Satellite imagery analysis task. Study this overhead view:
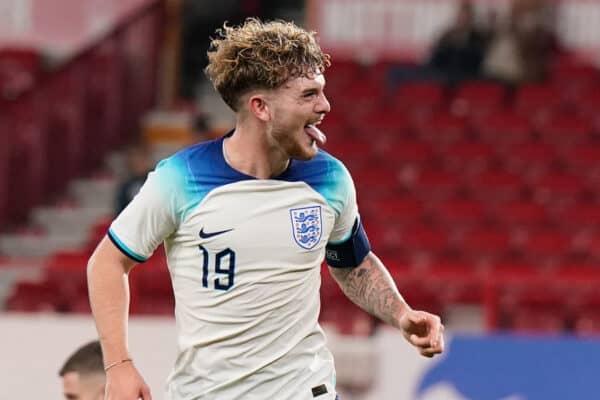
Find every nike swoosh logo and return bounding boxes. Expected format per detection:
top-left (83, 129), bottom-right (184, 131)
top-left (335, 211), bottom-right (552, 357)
top-left (199, 227), bottom-right (234, 239)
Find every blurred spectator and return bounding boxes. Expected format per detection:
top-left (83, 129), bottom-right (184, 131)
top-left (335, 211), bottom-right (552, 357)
top-left (115, 145), bottom-right (152, 215)
top-left (179, 1), bottom-right (306, 99)
top-left (180, 0), bottom-right (246, 99)
top-left (427, 1), bottom-right (489, 83)
top-left (59, 340), bottom-right (105, 400)
top-left (483, 0), bottom-right (559, 83)
top-left (190, 112), bottom-right (212, 143)
top-left (254, 0), bottom-right (305, 21)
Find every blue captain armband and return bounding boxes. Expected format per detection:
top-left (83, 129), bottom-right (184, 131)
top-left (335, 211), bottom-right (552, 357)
top-left (325, 218), bottom-right (371, 268)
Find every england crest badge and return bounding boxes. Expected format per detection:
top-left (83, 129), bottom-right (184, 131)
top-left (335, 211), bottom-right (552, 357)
top-left (290, 205), bottom-right (322, 250)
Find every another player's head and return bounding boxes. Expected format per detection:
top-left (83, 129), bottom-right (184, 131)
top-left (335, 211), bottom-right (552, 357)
top-left (59, 340), bottom-right (105, 400)
top-left (205, 18), bottom-right (331, 160)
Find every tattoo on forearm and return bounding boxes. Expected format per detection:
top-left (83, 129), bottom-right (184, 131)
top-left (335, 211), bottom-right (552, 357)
top-left (331, 254), bottom-right (405, 328)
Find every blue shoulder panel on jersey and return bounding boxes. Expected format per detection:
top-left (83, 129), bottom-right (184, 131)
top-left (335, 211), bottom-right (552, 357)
top-left (154, 133), bottom-right (354, 222)
top-left (155, 133), bottom-right (255, 222)
top-left (325, 218), bottom-right (371, 268)
top-left (108, 228), bottom-right (148, 263)
top-left (278, 150), bottom-right (352, 217)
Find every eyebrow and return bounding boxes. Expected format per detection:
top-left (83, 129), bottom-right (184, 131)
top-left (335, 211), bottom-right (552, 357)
top-left (302, 88), bottom-right (319, 95)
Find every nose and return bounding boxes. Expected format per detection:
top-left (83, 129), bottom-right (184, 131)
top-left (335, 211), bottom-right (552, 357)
top-left (316, 92), bottom-right (331, 114)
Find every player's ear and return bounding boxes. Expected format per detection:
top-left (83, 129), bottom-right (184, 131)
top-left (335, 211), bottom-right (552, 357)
top-left (248, 93), bottom-right (272, 122)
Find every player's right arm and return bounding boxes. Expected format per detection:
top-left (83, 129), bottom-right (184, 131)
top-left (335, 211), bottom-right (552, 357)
top-left (87, 156), bottom-right (183, 400)
top-left (88, 236), bottom-right (152, 400)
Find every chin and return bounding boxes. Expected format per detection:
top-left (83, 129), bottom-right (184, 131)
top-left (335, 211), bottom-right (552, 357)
top-left (277, 127), bottom-right (320, 160)
top-left (294, 142), bottom-right (319, 160)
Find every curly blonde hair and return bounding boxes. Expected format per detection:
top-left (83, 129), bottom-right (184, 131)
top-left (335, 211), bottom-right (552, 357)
top-left (205, 18), bottom-right (331, 111)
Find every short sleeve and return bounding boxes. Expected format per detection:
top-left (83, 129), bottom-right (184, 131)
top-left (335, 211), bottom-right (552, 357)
top-left (108, 158), bottom-right (182, 262)
top-left (327, 161), bottom-right (359, 244)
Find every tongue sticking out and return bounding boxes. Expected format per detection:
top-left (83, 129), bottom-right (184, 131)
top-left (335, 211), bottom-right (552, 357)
top-left (304, 124), bottom-right (327, 146)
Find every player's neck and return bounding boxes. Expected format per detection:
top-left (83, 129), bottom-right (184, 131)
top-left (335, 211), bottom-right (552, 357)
top-left (224, 125), bottom-right (290, 179)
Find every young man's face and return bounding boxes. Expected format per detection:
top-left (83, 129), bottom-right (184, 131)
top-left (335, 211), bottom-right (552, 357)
top-left (267, 73), bottom-right (331, 160)
top-left (62, 371), bottom-right (104, 400)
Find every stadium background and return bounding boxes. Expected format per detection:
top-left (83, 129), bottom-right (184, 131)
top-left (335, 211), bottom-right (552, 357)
top-left (1, 0), bottom-right (600, 398)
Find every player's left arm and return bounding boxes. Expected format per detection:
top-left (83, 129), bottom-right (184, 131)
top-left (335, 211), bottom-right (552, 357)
top-left (325, 158), bottom-right (443, 356)
top-left (328, 251), bottom-right (445, 357)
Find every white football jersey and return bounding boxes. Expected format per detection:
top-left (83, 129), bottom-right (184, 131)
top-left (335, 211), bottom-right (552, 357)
top-left (109, 133), bottom-right (359, 399)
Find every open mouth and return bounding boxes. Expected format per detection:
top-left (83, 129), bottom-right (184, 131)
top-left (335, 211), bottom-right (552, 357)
top-left (304, 122), bottom-right (327, 146)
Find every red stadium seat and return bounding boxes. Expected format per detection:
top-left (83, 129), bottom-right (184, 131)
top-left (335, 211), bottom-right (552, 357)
top-left (393, 278), bottom-right (444, 317)
top-left (514, 84), bottom-right (563, 125)
top-left (531, 172), bottom-right (584, 208)
top-left (393, 82), bottom-right (445, 122)
top-left (427, 258), bottom-right (484, 304)
top-left (581, 231), bottom-right (600, 261)
top-left (550, 57), bottom-right (599, 98)
top-left (571, 286), bottom-right (600, 335)
top-left (560, 204), bottom-right (600, 232)
top-left (383, 258), bottom-right (413, 277)
top-left (320, 260), bottom-right (379, 336)
top-left (554, 262), bottom-right (600, 284)
top-left (83, 46), bottom-right (124, 166)
top-left (503, 142), bottom-right (557, 180)
top-left (328, 139), bottom-right (371, 161)
top-left (44, 67), bottom-right (87, 193)
top-left (319, 111), bottom-right (351, 141)
top-left (399, 224), bottom-right (452, 259)
top-left (0, 47), bottom-right (43, 79)
top-left (517, 229), bottom-right (572, 265)
top-left (410, 168), bottom-right (463, 201)
top-left (0, 47), bottom-right (43, 98)
top-left (134, 295), bottom-right (175, 316)
top-left (361, 221), bottom-right (403, 258)
top-left (325, 138), bottom-right (372, 171)
top-left (5, 281), bottom-right (57, 312)
top-left (375, 138), bottom-right (435, 170)
top-left (365, 60), bottom-right (395, 85)
top-left (325, 59), bottom-right (363, 97)
top-left (353, 166), bottom-right (401, 199)
top-left (0, 112), bottom-right (13, 227)
top-left (69, 294), bottom-right (93, 314)
top-left (320, 296), bottom-right (377, 336)
top-left (0, 68), bottom-right (35, 99)
top-left (498, 282), bottom-right (567, 333)
top-left (488, 259), bottom-right (542, 284)
top-left (87, 217), bottom-right (113, 251)
top-left (340, 81), bottom-right (386, 118)
top-left (444, 141), bottom-right (495, 175)
top-left (492, 200), bottom-right (548, 229)
top-left (476, 111), bottom-right (533, 148)
top-left (130, 252), bottom-right (172, 315)
top-left (469, 169), bottom-right (524, 204)
top-left (573, 311), bottom-right (600, 336)
top-left (451, 80), bottom-right (506, 120)
top-left (414, 112), bottom-right (468, 146)
top-left (44, 250), bottom-right (92, 311)
top-left (133, 256), bottom-right (172, 296)
top-left (573, 87), bottom-right (600, 121)
top-left (366, 197), bottom-right (425, 226)
top-left (563, 145), bottom-right (600, 185)
top-left (537, 114), bottom-right (592, 147)
top-left (430, 197), bottom-right (486, 227)
top-left (510, 308), bottom-right (566, 333)
top-left (320, 262), bottom-right (342, 304)
top-left (5, 96), bottom-right (48, 225)
top-left (460, 226), bottom-right (512, 263)
top-left (355, 110), bottom-right (412, 141)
